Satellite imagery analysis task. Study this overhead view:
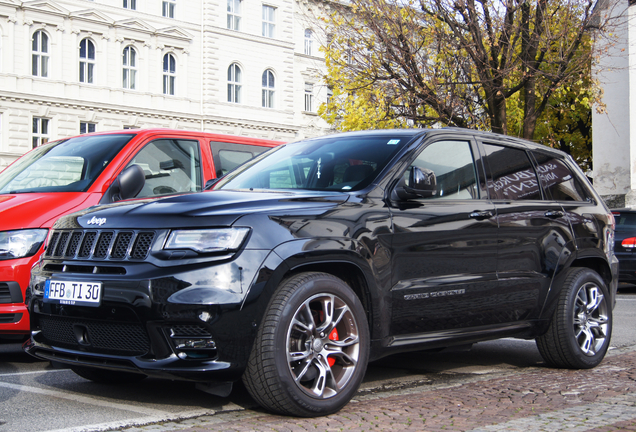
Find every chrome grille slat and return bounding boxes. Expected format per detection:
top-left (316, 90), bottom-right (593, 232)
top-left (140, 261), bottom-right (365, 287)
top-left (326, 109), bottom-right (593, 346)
top-left (46, 229), bottom-right (155, 261)
top-left (54, 232), bottom-right (70, 257)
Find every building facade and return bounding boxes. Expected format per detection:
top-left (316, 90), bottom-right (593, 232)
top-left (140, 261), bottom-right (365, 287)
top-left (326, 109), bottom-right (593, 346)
top-left (592, 0), bottom-right (635, 207)
top-left (0, 0), bottom-right (332, 169)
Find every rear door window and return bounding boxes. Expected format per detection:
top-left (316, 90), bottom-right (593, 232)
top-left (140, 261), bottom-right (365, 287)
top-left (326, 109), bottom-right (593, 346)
top-left (481, 144), bottom-right (542, 200)
top-left (126, 139), bottom-right (202, 198)
top-left (210, 142), bottom-right (272, 177)
top-left (218, 150), bottom-right (255, 176)
top-left (614, 212), bottom-right (636, 229)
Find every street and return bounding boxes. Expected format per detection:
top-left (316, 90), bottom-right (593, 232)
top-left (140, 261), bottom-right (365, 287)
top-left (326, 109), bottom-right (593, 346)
top-left (2, 288), bottom-right (636, 432)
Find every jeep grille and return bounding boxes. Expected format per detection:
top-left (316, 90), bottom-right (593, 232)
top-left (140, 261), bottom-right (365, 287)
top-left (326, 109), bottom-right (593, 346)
top-left (45, 230), bottom-right (156, 261)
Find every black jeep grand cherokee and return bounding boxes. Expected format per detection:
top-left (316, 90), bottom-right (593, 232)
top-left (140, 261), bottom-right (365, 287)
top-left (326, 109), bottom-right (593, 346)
top-left (24, 128), bottom-right (618, 417)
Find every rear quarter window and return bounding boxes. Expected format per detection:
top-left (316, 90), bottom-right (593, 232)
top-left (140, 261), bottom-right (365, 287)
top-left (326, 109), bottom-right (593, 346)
top-left (531, 151), bottom-right (591, 202)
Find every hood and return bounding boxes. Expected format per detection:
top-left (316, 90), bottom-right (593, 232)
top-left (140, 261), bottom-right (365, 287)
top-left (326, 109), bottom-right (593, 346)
top-left (0, 193), bottom-right (93, 230)
top-left (60, 190), bottom-right (350, 230)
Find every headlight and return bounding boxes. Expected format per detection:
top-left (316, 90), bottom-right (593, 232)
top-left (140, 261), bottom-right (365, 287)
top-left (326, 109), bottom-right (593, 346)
top-left (0, 229), bottom-right (48, 260)
top-left (164, 228), bottom-right (250, 253)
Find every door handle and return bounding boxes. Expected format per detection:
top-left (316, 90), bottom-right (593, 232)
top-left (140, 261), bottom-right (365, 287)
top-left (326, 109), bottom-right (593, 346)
top-left (469, 210), bottom-right (494, 220)
top-left (545, 210), bottom-right (565, 219)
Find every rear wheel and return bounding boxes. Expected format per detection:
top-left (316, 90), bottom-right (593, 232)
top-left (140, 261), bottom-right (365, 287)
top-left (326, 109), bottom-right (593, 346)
top-left (536, 267), bottom-right (612, 369)
top-left (71, 366), bottom-right (147, 384)
top-left (243, 272), bottom-right (369, 417)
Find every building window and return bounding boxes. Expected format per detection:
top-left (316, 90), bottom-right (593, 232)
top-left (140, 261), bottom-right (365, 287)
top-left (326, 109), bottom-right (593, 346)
top-left (304, 82), bottom-right (314, 112)
top-left (79, 39), bottom-right (95, 84)
top-left (163, 0), bottom-right (176, 18)
top-left (327, 87), bottom-right (333, 105)
top-left (123, 0), bottom-right (136, 10)
top-left (80, 122), bottom-right (96, 134)
top-left (262, 69), bottom-right (275, 108)
top-left (262, 5), bottom-right (275, 38)
top-left (122, 46), bottom-right (137, 90)
top-left (32, 117), bottom-right (49, 148)
top-left (32, 31), bottom-right (49, 77)
top-left (227, 63), bottom-right (242, 103)
top-left (304, 29), bottom-right (313, 56)
top-left (227, 0), bottom-right (241, 31)
top-left (163, 53), bottom-right (176, 95)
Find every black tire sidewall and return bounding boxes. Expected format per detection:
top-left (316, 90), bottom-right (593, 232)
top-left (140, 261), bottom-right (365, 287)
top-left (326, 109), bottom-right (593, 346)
top-left (560, 269), bottom-right (612, 368)
top-left (272, 274), bottom-right (370, 416)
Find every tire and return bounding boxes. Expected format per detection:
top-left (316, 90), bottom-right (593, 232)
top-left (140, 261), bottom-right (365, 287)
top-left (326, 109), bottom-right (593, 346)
top-left (536, 267), bottom-right (612, 369)
top-left (71, 366), bottom-right (147, 384)
top-left (242, 272), bottom-right (370, 417)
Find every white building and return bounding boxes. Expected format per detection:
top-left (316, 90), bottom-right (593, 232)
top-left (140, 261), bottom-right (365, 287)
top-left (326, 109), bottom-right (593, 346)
top-left (592, 0), bottom-right (635, 207)
top-left (0, 0), bottom-right (332, 169)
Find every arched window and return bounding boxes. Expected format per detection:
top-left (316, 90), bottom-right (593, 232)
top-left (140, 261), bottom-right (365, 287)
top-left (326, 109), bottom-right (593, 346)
top-left (304, 29), bottom-right (313, 56)
top-left (227, 63), bottom-right (242, 103)
top-left (122, 46), bottom-right (137, 90)
top-left (32, 30), bottom-right (49, 77)
top-left (163, 53), bottom-right (176, 95)
top-left (262, 69), bottom-right (275, 108)
top-left (79, 38), bottom-right (95, 83)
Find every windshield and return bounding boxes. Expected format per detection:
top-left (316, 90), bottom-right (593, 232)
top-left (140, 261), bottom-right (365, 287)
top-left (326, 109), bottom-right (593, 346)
top-left (0, 134), bottom-right (134, 194)
top-left (215, 134), bottom-right (413, 192)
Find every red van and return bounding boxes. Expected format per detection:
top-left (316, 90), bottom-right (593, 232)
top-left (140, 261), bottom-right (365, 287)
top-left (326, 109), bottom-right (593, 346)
top-left (0, 129), bottom-right (282, 337)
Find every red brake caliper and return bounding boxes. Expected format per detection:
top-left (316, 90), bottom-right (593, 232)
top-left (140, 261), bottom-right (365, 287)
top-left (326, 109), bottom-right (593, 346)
top-left (328, 327), bottom-right (339, 367)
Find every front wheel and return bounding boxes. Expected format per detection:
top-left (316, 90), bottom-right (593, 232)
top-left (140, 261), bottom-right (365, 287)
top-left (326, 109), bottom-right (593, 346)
top-left (243, 272), bottom-right (370, 417)
top-left (536, 267), bottom-right (612, 369)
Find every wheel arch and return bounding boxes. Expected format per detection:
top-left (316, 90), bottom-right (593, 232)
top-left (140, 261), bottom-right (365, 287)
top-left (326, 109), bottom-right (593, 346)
top-left (246, 241), bottom-right (382, 343)
top-left (284, 260), bottom-right (374, 330)
top-left (540, 253), bottom-right (614, 325)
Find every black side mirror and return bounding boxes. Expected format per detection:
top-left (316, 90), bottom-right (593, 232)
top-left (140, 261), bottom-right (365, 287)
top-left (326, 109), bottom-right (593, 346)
top-left (393, 166), bottom-right (437, 201)
top-left (108, 164), bottom-right (145, 203)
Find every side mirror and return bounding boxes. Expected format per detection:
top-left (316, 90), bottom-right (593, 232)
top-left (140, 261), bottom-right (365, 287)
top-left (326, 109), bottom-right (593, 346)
top-left (109, 164), bottom-right (145, 202)
top-left (393, 166), bottom-right (437, 201)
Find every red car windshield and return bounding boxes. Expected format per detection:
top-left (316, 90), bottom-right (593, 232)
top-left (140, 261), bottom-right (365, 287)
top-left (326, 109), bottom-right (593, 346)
top-left (0, 134), bottom-right (134, 194)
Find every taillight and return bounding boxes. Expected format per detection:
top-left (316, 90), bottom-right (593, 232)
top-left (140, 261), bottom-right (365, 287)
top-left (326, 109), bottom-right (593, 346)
top-left (622, 237), bottom-right (636, 248)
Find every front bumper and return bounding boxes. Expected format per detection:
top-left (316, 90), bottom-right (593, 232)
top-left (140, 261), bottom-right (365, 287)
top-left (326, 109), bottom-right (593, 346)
top-left (0, 254), bottom-right (41, 334)
top-left (24, 249), bottom-right (271, 382)
top-left (23, 335), bottom-right (244, 382)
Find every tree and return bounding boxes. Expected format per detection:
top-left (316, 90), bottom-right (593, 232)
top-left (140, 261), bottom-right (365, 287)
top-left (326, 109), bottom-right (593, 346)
top-left (318, 0), bottom-right (620, 142)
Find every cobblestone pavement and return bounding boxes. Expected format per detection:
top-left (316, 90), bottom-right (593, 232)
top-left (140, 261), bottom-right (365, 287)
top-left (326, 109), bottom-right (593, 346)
top-left (114, 347), bottom-right (636, 432)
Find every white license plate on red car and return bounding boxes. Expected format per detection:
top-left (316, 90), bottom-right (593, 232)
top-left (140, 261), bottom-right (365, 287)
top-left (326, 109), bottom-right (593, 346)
top-left (44, 280), bottom-right (102, 307)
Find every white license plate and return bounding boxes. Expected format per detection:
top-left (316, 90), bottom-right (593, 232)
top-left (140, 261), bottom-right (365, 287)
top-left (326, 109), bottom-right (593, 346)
top-left (44, 280), bottom-right (102, 307)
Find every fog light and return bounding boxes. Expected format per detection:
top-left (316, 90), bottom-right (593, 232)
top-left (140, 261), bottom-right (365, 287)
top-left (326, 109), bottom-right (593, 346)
top-left (172, 338), bottom-right (216, 350)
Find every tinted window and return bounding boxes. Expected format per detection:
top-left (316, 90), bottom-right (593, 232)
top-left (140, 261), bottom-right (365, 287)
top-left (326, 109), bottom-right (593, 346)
top-left (0, 134), bottom-right (134, 193)
top-left (613, 212), bottom-right (636, 229)
top-left (531, 151), bottom-right (589, 202)
top-left (408, 140), bottom-right (478, 199)
top-left (209, 141), bottom-right (272, 177)
top-left (127, 139), bottom-right (201, 198)
top-left (482, 144), bottom-right (541, 200)
top-left (218, 149), bottom-right (254, 176)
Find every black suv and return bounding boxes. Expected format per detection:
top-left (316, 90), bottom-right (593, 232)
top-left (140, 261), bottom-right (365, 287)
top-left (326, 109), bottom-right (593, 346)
top-left (24, 129), bottom-right (618, 417)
